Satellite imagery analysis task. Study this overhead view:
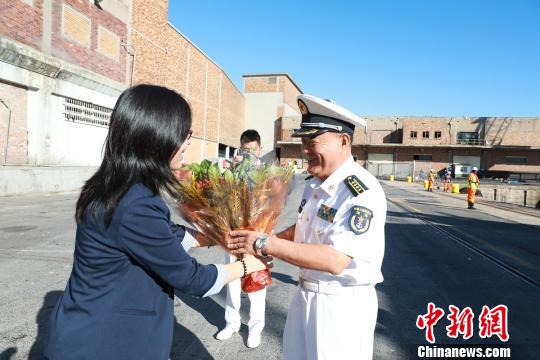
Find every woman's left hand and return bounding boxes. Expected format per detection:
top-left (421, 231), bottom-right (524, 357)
top-left (227, 230), bottom-right (262, 255)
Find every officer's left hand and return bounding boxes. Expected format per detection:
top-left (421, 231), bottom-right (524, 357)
top-left (227, 230), bottom-right (262, 255)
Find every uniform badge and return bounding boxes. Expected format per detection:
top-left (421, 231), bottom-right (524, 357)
top-left (298, 199), bottom-right (306, 214)
top-left (344, 175), bottom-right (369, 197)
top-left (349, 206), bottom-right (373, 235)
top-left (317, 204), bottom-right (337, 223)
top-left (297, 128), bottom-right (318, 135)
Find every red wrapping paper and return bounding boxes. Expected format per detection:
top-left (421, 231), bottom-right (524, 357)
top-left (241, 268), bottom-right (272, 293)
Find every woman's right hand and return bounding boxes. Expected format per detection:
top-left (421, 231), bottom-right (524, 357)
top-left (243, 254), bottom-right (273, 274)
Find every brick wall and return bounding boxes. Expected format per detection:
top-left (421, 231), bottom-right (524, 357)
top-left (402, 118), bottom-right (450, 145)
top-left (51, 0), bottom-right (127, 84)
top-left (485, 118), bottom-right (540, 146)
top-left (244, 76), bottom-right (279, 93)
top-left (219, 79), bottom-right (244, 148)
top-left (485, 149), bottom-right (540, 172)
top-left (0, 0), bottom-right (43, 51)
top-left (279, 143), bottom-right (302, 166)
top-left (0, 80), bottom-right (28, 165)
top-left (279, 75), bottom-right (302, 112)
top-left (131, 0), bottom-right (245, 160)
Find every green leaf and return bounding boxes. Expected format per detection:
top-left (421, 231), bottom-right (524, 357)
top-left (190, 163), bottom-right (201, 178)
top-left (208, 164), bottom-right (220, 182)
top-left (223, 169), bottom-right (234, 184)
top-left (201, 159), bottom-right (212, 170)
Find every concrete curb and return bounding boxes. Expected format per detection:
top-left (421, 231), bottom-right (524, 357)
top-left (0, 166), bottom-right (96, 196)
top-left (381, 180), bottom-right (540, 219)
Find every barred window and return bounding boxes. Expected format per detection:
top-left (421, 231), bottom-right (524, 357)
top-left (410, 131), bottom-right (417, 138)
top-left (63, 96), bottom-right (112, 127)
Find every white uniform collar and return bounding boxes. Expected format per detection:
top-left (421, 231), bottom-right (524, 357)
top-left (317, 156), bottom-right (355, 196)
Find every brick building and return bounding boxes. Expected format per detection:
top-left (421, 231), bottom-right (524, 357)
top-left (243, 73), bottom-right (302, 161)
top-left (0, 0), bottom-right (129, 169)
top-left (130, 0), bottom-right (245, 163)
top-left (277, 112), bottom-right (540, 181)
top-left (261, 76), bottom-right (540, 181)
top-left (0, 0), bottom-right (246, 194)
top-left (1, 1), bottom-right (538, 195)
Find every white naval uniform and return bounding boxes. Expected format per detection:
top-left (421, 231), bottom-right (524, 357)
top-left (223, 253), bottom-right (266, 334)
top-left (283, 157), bottom-right (386, 360)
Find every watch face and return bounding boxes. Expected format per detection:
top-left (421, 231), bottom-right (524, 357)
top-left (256, 236), bottom-right (266, 250)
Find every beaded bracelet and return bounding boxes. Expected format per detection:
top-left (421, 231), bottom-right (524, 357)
top-left (239, 259), bottom-right (248, 278)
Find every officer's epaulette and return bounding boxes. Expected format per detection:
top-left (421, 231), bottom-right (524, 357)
top-left (305, 175), bottom-right (314, 181)
top-left (344, 175), bottom-right (368, 196)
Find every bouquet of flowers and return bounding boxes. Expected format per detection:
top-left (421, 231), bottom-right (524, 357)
top-left (176, 157), bottom-right (294, 292)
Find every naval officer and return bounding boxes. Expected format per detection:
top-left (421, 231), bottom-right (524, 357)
top-left (227, 94), bottom-right (387, 359)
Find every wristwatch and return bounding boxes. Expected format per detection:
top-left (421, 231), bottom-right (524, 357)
top-left (254, 234), bottom-right (269, 256)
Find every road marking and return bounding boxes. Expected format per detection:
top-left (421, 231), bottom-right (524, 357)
top-left (0, 248), bottom-right (73, 254)
top-left (389, 198), bottom-right (540, 290)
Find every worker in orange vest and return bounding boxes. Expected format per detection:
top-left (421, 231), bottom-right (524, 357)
top-left (427, 169), bottom-right (435, 192)
top-left (467, 167), bottom-right (480, 209)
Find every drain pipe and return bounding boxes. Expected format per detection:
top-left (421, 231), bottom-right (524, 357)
top-left (1, 99), bottom-right (12, 165)
top-left (121, 42), bottom-right (136, 86)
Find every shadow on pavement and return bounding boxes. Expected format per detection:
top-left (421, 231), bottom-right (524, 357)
top-left (28, 290), bottom-right (63, 359)
top-left (170, 315), bottom-right (213, 360)
top-left (174, 291), bottom-right (226, 332)
top-left (0, 347), bottom-right (17, 360)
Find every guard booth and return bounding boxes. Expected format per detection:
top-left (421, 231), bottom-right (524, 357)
top-left (453, 156), bottom-right (481, 178)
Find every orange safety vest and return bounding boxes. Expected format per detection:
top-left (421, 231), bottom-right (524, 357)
top-left (468, 173), bottom-right (479, 190)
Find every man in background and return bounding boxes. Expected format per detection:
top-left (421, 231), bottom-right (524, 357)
top-left (216, 129), bottom-right (267, 348)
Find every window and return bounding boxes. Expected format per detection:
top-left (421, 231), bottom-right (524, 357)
top-left (268, 77), bottom-right (277, 84)
top-left (505, 156), bottom-right (527, 164)
top-left (228, 147), bottom-right (236, 158)
top-left (413, 154), bottom-right (433, 161)
top-left (422, 131), bottom-right (430, 139)
top-left (218, 143), bottom-right (228, 158)
top-left (457, 132), bottom-right (479, 145)
top-left (410, 131), bottom-right (417, 139)
top-left (63, 96), bottom-right (112, 127)
top-left (435, 131), bottom-right (441, 139)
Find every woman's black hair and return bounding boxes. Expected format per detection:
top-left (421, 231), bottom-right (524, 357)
top-left (75, 84), bottom-right (192, 226)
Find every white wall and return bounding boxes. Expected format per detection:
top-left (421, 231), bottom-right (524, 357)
top-left (0, 61), bottom-right (117, 166)
top-left (244, 92), bottom-right (283, 157)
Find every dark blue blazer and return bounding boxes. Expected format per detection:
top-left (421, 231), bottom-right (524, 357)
top-left (44, 183), bottom-right (218, 360)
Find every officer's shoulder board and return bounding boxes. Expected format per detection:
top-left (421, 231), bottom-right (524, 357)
top-left (344, 175), bottom-right (368, 196)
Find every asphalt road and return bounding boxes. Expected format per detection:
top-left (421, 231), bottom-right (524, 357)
top-left (1, 178), bottom-right (539, 359)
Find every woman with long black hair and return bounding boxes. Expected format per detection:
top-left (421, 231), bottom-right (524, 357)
top-left (44, 84), bottom-right (270, 359)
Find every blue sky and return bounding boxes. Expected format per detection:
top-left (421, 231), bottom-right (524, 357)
top-left (169, 1), bottom-right (540, 116)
